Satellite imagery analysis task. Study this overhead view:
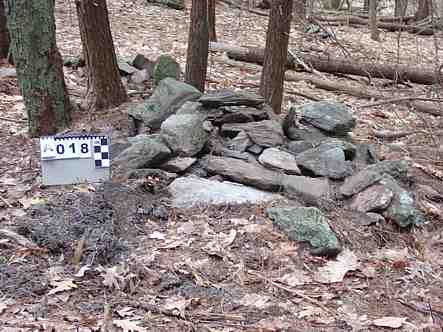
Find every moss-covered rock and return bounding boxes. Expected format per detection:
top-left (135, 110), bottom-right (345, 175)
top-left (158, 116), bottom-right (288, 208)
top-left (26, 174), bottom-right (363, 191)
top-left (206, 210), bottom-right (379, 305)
top-left (153, 55), bottom-right (181, 85)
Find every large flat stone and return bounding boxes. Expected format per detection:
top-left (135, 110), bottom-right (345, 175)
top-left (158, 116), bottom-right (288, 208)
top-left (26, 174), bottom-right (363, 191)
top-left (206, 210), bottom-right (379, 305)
top-left (350, 185), bottom-right (394, 213)
top-left (258, 148), bottom-right (301, 175)
top-left (199, 89), bottom-right (264, 108)
top-left (203, 156), bottom-right (283, 191)
top-left (169, 176), bottom-right (281, 208)
top-left (282, 176), bottom-right (330, 205)
top-left (221, 120), bottom-right (285, 147)
top-left (160, 157), bottom-right (197, 173)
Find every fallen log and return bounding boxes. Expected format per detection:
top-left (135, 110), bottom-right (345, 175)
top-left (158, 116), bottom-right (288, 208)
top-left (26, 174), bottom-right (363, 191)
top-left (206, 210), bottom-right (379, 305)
top-left (310, 15), bottom-right (435, 35)
top-left (213, 53), bottom-right (443, 116)
top-left (209, 42), bottom-right (441, 85)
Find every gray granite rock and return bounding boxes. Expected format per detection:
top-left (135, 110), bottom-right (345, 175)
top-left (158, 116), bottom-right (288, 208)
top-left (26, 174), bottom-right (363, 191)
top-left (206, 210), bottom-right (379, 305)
top-left (118, 60), bottom-right (137, 76)
top-left (285, 141), bottom-right (315, 156)
top-left (199, 89), bottom-right (264, 108)
top-left (169, 176), bottom-right (280, 208)
top-left (160, 114), bottom-right (210, 157)
top-left (258, 148), bottom-right (301, 175)
top-left (160, 157), bottom-right (197, 173)
top-left (203, 156), bottom-right (283, 191)
top-left (282, 176), bottom-right (330, 206)
top-left (128, 78), bottom-right (202, 130)
top-left (350, 185), bottom-right (394, 212)
top-left (221, 120), bottom-right (285, 147)
top-left (227, 131), bottom-right (253, 152)
top-left (114, 135), bottom-right (171, 169)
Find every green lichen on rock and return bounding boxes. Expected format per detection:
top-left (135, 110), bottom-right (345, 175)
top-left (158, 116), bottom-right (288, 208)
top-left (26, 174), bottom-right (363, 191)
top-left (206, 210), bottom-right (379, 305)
top-left (153, 55), bottom-right (181, 85)
top-left (266, 206), bottom-right (341, 256)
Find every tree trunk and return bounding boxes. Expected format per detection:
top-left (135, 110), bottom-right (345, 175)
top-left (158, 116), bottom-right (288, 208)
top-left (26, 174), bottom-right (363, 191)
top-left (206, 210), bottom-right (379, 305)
top-left (369, 0), bottom-right (379, 41)
top-left (293, 0), bottom-right (306, 24)
top-left (363, 0), bottom-right (369, 13)
top-left (260, 0), bottom-right (293, 114)
top-left (7, 0), bottom-right (70, 137)
top-left (415, 0), bottom-right (431, 20)
top-left (0, 0), bottom-right (9, 59)
top-left (185, 0), bottom-right (209, 92)
top-left (76, 0), bottom-right (127, 111)
top-left (209, 42), bottom-right (441, 85)
top-left (394, 0), bottom-right (408, 17)
top-left (208, 0), bottom-right (217, 42)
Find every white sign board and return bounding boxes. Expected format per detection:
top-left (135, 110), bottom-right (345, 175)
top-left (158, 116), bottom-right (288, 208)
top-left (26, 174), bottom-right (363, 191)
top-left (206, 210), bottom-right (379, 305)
top-left (40, 134), bottom-right (111, 185)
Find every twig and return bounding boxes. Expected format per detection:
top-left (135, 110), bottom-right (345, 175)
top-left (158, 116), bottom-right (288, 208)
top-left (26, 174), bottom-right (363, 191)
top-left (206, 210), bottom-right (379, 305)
top-left (0, 116), bottom-right (26, 124)
top-left (0, 195), bottom-right (13, 208)
top-left (360, 97), bottom-right (443, 108)
top-left (0, 228), bottom-right (37, 248)
top-left (372, 129), bottom-right (421, 139)
top-left (247, 270), bottom-right (336, 316)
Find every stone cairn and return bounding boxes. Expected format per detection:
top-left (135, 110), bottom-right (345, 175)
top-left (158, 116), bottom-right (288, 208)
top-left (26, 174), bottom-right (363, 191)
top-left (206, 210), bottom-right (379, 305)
top-left (111, 77), bottom-right (425, 257)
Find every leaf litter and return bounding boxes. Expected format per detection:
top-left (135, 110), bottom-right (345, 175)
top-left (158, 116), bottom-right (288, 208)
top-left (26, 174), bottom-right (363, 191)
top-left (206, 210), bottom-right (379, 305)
top-left (0, 0), bottom-right (443, 330)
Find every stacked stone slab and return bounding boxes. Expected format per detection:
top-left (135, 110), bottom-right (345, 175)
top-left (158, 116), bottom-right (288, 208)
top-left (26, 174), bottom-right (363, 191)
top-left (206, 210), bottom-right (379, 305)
top-left (113, 78), bottom-right (425, 256)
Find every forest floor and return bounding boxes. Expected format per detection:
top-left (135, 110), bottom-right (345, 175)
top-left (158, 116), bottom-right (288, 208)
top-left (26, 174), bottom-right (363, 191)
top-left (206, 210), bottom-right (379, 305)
top-left (0, 0), bottom-right (443, 331)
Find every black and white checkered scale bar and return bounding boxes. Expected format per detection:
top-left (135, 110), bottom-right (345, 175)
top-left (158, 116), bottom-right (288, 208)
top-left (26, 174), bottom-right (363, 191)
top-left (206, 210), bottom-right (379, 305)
top-left (92, 137), bottom-right (110, 168)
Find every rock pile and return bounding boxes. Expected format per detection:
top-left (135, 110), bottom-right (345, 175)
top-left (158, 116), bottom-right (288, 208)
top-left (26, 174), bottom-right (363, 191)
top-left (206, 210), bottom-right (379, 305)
top-left (112, 78), bottom-right (425, 256)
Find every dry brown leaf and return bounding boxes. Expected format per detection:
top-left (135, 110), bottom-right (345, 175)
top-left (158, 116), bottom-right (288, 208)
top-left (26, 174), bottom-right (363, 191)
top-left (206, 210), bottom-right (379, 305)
top-left (0, 301), bottom-right (8, 314)
top-left (315, 248), bottom-right (359, 283)
top-left (372, 316), bottom-right (407, 328)
top-left (113, 319), bottom-right (147, 332)
top-left (277, 270), bottom-right (312, 286)
top-left (298, 306), bottom-right (323, 318)
top-left (148, 231), bottom-right (166, 240)
top-left (48, 279), bottom-right (77, 295)
top-left (238, 293), bottom-right (270, 308)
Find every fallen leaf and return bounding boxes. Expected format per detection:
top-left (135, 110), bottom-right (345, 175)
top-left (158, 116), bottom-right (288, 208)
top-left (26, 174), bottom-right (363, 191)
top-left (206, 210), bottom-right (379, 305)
top-left (116, 307), bottom-right (136, 318)
top-left (375, 248), bottom-right (409, 262)
top-left (315, 248), bottom-right (359, 283)
top-left (238, 293), bottom-right (270, 308)
top-left (0, 301), bottom-right (8, 314)
top-left (298, 306), bottom-right (323, 318)
top-left (372, 316), bottom-right (407, 328)
top-left (48, 279), bottom-right (77, 295)
top-left (74, 265), bottom-right (91, 278)
top-left (149, 231), bottom-right (166, 240)
top-left (113, 319), bottom-right (147, 332)
top-left (277, 270), bottom-right (312, 286)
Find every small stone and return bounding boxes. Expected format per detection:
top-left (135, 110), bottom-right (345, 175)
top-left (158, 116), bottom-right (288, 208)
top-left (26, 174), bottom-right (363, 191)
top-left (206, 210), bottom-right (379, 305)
top-left (285, 141), bottom-right (315, 156)
top-left (227, 131), bottom-right (253, 152)
top-left (131, 69), bottom-right (150, 84)
top-left (118, 60), bottom-right (137, 76)
top-left (221, 120), bottom-right (285, 147)
top-left (365, 212), bottom-right (385, 225)
top-left (153, 55), bottom-right (181, 85)
top-left (247, 144), bottom-right (264, 155)
top-left (300, 102), bottom-right (356, 135)
top-left (258, 148), bottom-right (301, 175)
top-left (296, 143), bottom-right (352, 180)
top-left (282, 175), bottom-right (330, 206)
top-left (350, 185), bottom-right (394, 212)
top-left (132, 54), bottom-right (155, 73)
top-left (160, 157), bottom-right (197, 173)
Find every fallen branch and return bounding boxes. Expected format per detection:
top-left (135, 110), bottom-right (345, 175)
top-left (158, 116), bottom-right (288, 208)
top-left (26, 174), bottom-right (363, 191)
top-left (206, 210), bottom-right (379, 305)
top-left (0, 229), bottom-right (37, 248)
top-left (210, 41), bottom-right (442, 85)
top-left (360, 97), bottom-right (443, 108)
top-left (218, 0), bottom-right (268, 16)
top-left (248, 270), bottom-right (336, 317)
top-left (311, 15), bottom-right (435, 35)
top-left (215, 54), bottom-right (443, 116)
top-left (372, 129), bottom-right (420, 139)
top-left (0, 116), bottom-right (26, 124)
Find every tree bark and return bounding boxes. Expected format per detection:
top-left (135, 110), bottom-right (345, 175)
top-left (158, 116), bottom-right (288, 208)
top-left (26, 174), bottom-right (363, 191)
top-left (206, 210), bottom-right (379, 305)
top-left (394, 0), bottom-right (408, 17)
top-left (208, 0), bottom-right (217, 42)
top-left (415, 0), bottom-right (431, 20)
top-left (369, 0), bottom-right (380, 40)
top-left (7, 0), bottom-right (70, 137)
top-left (209, 42), bottom-right (442, 85)
top-left (293, 0), bottom-right (306, 24)
top-left (0, 0), bottom-right (9, 59)
top-left (185, 0), bottom-right (209, 92)
top-left (260, 0), bottom-right (293, 114)
top-left (76, 0), bottom-right (127, 111)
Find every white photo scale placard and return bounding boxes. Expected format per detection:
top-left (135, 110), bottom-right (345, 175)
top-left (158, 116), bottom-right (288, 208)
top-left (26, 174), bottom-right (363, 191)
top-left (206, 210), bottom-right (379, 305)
top-left (40, 134), bottom-right (111, 185)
